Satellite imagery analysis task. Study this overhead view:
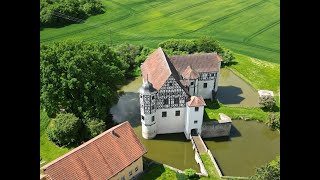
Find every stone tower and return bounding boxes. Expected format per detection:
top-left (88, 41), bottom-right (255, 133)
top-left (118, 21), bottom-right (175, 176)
top-left (139, 80), bottom-right (157, 139)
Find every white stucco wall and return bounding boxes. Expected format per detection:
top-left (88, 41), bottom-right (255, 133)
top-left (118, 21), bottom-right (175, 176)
top-left (197, 80), bottom-right (215, 99)
top-left (156, 107), bottom-right (186, 134)
top-left (185, 106), bottom-right (204, 137)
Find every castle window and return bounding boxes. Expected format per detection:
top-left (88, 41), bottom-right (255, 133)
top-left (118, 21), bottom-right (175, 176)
top-left (152, 96), bottom-right (155, 100)
top-left (211, 73), bottom-right (215, 77)
top-left (162, 112), bottom-right (167, 117)
top-left (152, 116), bottom-right (155, 122)
top-left (129, 170), bottom-right (133, 176)
top-left (194, 120), bottom-right (198, 124)
top-left (195, 107), bottom-right (199, 111)
top-left (191, 82), bottom-right (194, 86)
top-left (164, 98), bottom-right (169, 105)
top-left (169, 83), bottom-right (173, 86)
top-left (152, 105), bottom-right (155, 110)
top-left (135, 166), bottom-right (138, 172)
top-left (141, 115), bottom-right (144, 120)
top-left (174, 98), bottom-right (179, 104)
top-left (140, 95), bottom-right (143, 98)
top-left (203, 83), bottom-right (207, 88)
top-left (176, 110), bottom-right (180, 116)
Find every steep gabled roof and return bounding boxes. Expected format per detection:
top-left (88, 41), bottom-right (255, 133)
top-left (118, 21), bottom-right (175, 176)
top-left (187, 96), bottom-right (206, 107)
top-left (181, 65), bottom-right (199, 80)
top-left (141, 47), bottom-right (189, 95)
top-left (41, 121), bottom-right (147, 180)
top-left (170, 52), bottom-right (222, 74)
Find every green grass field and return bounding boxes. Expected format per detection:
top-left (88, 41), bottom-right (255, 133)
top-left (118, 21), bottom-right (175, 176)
top-left (228, 53), bottom-right (280, 93)
top-left (40, 0), bottom-right (280, 63)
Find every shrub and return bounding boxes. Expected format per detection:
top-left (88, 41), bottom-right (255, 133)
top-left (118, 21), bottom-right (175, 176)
top-left (46, 113), bottom-right (82, 146)
top-left (259, 96), bottom-right (276, 111)
top-left (249, 156), bottom-right (280, 180)
top-left (184, 168), bottom-right (198, 179)
top-left (267, 113), bottom-right (280, 130)
top-left (159, 39), bottom-right (197, 53)
top-left (84, 118), bottom-right (107, 139)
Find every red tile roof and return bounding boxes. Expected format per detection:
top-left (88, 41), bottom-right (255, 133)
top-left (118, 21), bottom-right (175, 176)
top-left (41, 121), bottom-right (147, 180)
top-left (181, 65), bottom-right (199, 80)
top-left (187, 96), bottom-right (206, 107)
top-left (141, 47), bottom-right (189, 95)
top-left (170, 52), bottom-right (222, 74)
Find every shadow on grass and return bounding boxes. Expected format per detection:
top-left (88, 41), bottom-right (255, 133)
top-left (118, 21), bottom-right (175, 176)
top-left (221, 61), bottom-right (238, 68)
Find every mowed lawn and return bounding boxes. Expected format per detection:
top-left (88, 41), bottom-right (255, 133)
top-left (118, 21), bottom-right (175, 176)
top-left (228, 53), bottom-right (280, 93)
top-left (40, 109), bottom-right (72, 168)
top-left (40, 0), bottom-right (280, 63)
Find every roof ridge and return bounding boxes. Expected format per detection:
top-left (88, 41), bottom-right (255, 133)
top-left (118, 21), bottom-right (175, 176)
top-left (41, 121), bottom-right (129, 170)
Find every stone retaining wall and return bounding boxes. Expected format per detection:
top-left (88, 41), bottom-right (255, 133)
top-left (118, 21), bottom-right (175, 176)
top-left (201, 121), bottom-right (232, 138)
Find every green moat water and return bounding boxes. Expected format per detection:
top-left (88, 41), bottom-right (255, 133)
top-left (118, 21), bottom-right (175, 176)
top-left (110, 71), bottom-right (280, 176)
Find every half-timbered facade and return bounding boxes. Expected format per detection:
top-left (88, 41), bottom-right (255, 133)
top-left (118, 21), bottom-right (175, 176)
top-left (139, 47), bottom-right (222, 139)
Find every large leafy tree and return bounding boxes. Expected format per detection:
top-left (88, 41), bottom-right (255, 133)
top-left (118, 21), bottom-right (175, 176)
top-left (40, 40), bottom-right (125, 120)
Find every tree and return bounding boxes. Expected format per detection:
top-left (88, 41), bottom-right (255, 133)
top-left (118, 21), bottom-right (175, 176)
top-left (114, 43), bottom-right (141, 72)
top-left (195, 36), bottom-right (223, 54)
top-left (249, 156), bottom-right (280, 180)
top-left (220, 48), bottom-right (235, 65)
top-left (40, 0), bottom-right (104, 28)
top-left (46, 113), bottom-right (82, 146)
top-left (40, 40), bottom-right (125, 120)
top-left (135, 46), bottom-right (152, 66)
top-left (259, 95), bottom-right (276, 111)
top-left (84, 118), bottom-right (107, 139)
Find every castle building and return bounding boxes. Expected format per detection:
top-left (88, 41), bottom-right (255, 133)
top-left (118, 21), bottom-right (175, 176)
top-left (139, 47), bottom-right (222, 140)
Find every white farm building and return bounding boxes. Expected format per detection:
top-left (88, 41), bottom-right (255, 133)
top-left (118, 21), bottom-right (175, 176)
top-left (139, 47), bottom-right (222, 140)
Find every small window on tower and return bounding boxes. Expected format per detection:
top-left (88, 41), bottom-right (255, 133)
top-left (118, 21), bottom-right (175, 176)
top-left (141, 115), bottom-right (144, 120)
top-left (203, 83), bottom-right (207, 88)
top-left (195, 107), bottom-right (199, 111)
top-left (152, 96), bottom-right (155, 100)
top-left (176, 110), bottom-right (180, 116)
top-left (191, 82), bottom-right (194, 86)
top-left (174, 98), bottom-right (179, 104)
top-left (194, 120), bottom-right (198, 124)
top-left (164, 98), bottom-right (169, 105)
top-left (162, 112), bottom-right (167, 117)
top-left (211, 73), bottom-right (215, 77)
top-left (152, 116), bottom-right (155, 122)
top-left (140, 95), bottom-right (143, 98)
top-left (169, 83), bottom-right (173, 86)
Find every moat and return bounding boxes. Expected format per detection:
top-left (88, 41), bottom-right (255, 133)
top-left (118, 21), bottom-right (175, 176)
top-left (110, 70), bottom-right (280, 177)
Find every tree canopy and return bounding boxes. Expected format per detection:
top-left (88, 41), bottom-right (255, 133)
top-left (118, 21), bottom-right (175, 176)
top-left (158, 37), bottom-right (235, 65)
top-left (40, 40), bottom-right (125, 120)
top-left (40, 0), bottom-right (104, 28)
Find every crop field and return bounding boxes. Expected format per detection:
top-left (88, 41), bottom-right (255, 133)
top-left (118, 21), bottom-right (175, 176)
top-left (40, 0), bottom-right (280, 63)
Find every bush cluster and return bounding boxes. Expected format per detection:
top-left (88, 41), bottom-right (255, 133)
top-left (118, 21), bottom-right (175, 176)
top-left (40, 0), bottom-right (104, 27)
